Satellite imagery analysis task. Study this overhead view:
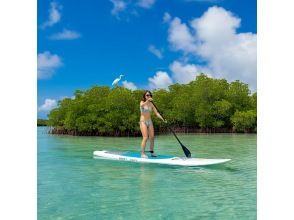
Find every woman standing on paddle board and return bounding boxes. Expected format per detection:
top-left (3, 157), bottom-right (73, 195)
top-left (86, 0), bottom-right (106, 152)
top-left (140, 90), bottom-right (166, 158)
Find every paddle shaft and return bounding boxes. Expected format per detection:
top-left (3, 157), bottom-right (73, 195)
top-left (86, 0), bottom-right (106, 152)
top-left (150, 101), bottom-right (191, 158)
top-left (167, 126), bottom-right (184, 146)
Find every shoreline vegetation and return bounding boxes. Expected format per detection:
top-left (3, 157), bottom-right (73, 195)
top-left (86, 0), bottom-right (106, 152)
top-left (44, 74), bottom-right (257, 136)
top-left (47, 127), bottom-right (241, 137)
top-left (37, 119), bottom-right (48, 126)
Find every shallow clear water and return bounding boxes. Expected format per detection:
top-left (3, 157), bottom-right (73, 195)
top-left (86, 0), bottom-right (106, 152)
top-left (38, 127), bottom-right (256, 220)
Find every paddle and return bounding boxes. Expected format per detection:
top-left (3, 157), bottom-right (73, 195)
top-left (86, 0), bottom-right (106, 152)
top-left (151, 101), bottom-right (192, 158)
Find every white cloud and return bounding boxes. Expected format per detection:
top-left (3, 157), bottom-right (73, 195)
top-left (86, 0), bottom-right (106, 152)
top-left (110, 0), bottom-right (127, 16)
top-left (148, 71), bottom-right (173, 90)
top-left (38, 99), bottom-right (57, 112)
top-left (167, 6), bottom-right (257, 89)
top-left (49, 29), bottom-right (81, 40)
top-left (122, 80), bottom-right (137, 90)
top-left (163, 12), bottom-right (171, 23)
top-left (190, 7), bottom-right (240, 46)
top-left (170, 61), bottom-right (211, 84)
top-left (148, 45), bottom-right (163, 59)
top-left (41, 1), bottom-right (62, 29)
top-left (110, 0), bottom-right (155, 18)
top-left (37, 51), bottom-right (63, 79)
top-left (137, 0), bottom-right (156, 9)
top-left (168, 17), bottom-right (198, 54)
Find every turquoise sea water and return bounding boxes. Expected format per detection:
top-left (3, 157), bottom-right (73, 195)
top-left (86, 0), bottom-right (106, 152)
top-left (38, 127), bottom-right (256, 220)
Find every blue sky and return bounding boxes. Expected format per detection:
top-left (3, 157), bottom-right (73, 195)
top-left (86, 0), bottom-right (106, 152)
top-left (37, 0), bottom-right (256, 118)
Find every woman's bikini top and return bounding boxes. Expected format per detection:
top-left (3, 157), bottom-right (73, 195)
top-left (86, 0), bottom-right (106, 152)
top-left (140, 104), bottom-right (152, 113)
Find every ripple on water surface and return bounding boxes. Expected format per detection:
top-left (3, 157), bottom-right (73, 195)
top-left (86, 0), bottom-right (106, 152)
top-left (38, 128), bottom-right (256, 220)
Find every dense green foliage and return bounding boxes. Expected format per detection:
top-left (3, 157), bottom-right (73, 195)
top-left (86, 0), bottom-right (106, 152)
top-left (47, 74), bottom-right (257, 135)
top-left (231, 110), bottom-right (257, 132)
top-left (37, 119), bottom-right (48, 126)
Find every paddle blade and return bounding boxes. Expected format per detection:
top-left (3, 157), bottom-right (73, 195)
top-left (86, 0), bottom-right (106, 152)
top-left (181, 144), bottom-right (191, 158)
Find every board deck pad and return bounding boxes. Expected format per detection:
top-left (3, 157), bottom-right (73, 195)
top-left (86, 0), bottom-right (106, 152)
top-left (121, 152), bottom-right (174, 159)
top-left (93, 150), bottom-right (231, 166)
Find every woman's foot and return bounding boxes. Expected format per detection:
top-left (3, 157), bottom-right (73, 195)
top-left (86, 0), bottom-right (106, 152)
top-left (141, 153), bottom-right (148, 158)
top-left (149, 151), bottom-right (157, 157)
top-left (151, 153), bottom-right (157, 157)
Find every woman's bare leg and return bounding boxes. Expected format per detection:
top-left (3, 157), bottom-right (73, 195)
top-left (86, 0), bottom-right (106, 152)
top-left (148, 124), bottom-right (156, 156)
top-left (140, 122), bottom-right (148, 156)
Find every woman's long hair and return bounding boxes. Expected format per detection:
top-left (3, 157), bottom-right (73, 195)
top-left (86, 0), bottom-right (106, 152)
top-left (142, 90), bottom-right (152, 102)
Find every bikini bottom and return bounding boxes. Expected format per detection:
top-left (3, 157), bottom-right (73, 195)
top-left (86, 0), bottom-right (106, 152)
top-left (139, 119), bottom-right (153, 128)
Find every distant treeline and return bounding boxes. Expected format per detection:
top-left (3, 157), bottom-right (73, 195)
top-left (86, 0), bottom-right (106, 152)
top-left (37, 119), bottom-right (48, 126)
top-left (47, 74), bottom-right (257, 136)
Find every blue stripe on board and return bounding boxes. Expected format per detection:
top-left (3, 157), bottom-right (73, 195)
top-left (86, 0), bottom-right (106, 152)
top-left (121, 152), bottom-right (174, 159)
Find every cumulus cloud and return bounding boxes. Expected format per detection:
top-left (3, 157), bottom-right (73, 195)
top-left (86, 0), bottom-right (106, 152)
top-left (38, 99), bottom-right (57, 112)
top-left (49, 29), bottom-right (81, 40)
top-left (167, 6), bottom-right (257, 89)
top-left (41, 1), bottom-right (62, 29)
top-left (148, 71), bottom-right (173, 90)
top-left (137, 0), bottom-right (156, 9)
top-left (148, 45), bottom-right (163, 59)
top-left (168, 17), bottom-right (198, 54)
top-left (122, 80), bottom-right (137, 90)
top-left (170, 61), bottom-right (211, 84)
top-left (38, 51), bottom-right (63, 79)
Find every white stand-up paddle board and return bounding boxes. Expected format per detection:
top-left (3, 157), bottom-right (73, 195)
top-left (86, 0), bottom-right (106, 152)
top-left (93, 150), bottom-right (231, 167)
